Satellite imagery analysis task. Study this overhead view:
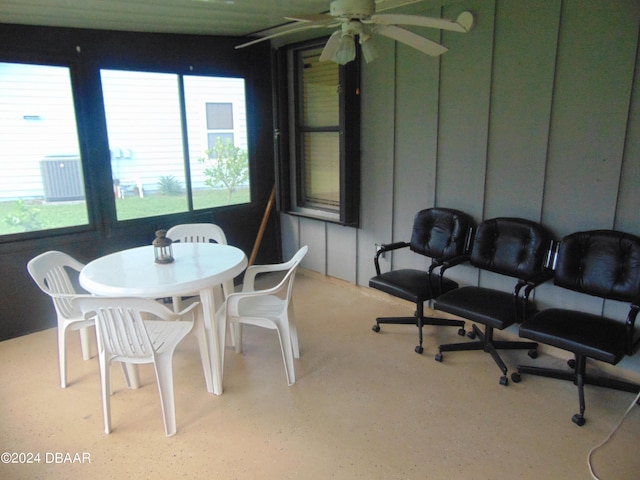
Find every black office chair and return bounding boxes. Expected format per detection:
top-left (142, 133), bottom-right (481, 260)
top-left (513, 230), bottom-right (640, 426)
top-left (369, 208), bottom-right (474, 354)
top-left (433, 217), bottom-right (554, 385)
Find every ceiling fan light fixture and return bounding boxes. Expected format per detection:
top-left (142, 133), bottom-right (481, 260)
top-left (359, 33), bottom-right (379, 63)
top-left (333, 33), bottom-right (357, 65)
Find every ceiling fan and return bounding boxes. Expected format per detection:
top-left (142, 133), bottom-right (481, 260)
top-left (235, 0), bottom-right (474, 65)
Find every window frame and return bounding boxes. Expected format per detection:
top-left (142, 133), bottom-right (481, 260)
top-left (275, 38), bottom-right (360, 227)
top-left (0, 53), bottom-right (257, 244)
top-left (0, 53), bottom-right (98, 244)
top-left (100, 68), bottom-right (252, 222)
top-left (206, 102), bottom-right (235, 151)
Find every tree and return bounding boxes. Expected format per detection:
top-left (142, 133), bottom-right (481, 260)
top-left (198, 138), bottom-right (249, 204)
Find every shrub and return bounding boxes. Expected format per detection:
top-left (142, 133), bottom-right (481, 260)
top-left (157, 175), bottom-right (183, 196)
top-left (4, 199), bottom-right (42, 232)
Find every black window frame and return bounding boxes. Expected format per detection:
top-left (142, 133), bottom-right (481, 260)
top-left (0, 52), bottom-right (99, 245)
top-left (99, 68), bottom-right (253, 221)
top-left (274, 37), bottom-right (360, 227)
top-left (0, 53), bottom-right (256, 244)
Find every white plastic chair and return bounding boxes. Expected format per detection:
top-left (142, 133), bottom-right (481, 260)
top-left (166, 223), bottom-right (233, 308)
top-left (226, 245), bottom-right (308, 386)
top-left (27, 250), bottom-right (95, 388)
top-left (166, 222), bottom-right (235, 387)
top-left (76, 296), bottom-right (198, 437)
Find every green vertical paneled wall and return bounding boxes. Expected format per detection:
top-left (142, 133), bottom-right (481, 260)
top-left (281, 0), bottom-right (640, 373)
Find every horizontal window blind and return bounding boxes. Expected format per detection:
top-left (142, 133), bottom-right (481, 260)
top-left (300, 50), bottom-right (340, 210)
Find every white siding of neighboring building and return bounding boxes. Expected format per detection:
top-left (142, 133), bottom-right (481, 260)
top-left (0, 64), bottom-right (248, 200)
top-left (102, 70), bottom-right (248, 194)
top-left (0, 63), bottom-right (81, 200)
top-left (184, 75), bottom-right (248, 191)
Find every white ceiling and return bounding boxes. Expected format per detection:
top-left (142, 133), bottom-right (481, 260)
top-left (0, 0), bottom-right (433, 40)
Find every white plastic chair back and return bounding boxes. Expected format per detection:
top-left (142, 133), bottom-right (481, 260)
top-left (226, 245), bottom-right (308, 386)
top-left (27, 250), bottom-right (94, 388)
top-left (166, 223), bottom-right (231, 303)
top-left (97, 303), bottom-right (156, 360)
top-left (76, 296), bottom-right (198, 437)
top-left (28, 250), bottom-right (83, 320)
top-left (166, 223), bottom-right (227, 245)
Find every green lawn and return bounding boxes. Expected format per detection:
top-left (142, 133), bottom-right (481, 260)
top-left (0, 188), bottom-right (250, 235)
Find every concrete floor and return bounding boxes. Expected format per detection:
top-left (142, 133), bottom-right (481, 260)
top-left (1, 270), bottom-right (639, 479)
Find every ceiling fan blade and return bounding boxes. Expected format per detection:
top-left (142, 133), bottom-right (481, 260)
top-left (285, 14), bottom-right (334, 23)
top-left (235, 23), bottom-right (330, 49)
top-left (375, 25), bottom-right (448, 56)
top-left (374, 0), bottom-right (425, 12)
top-left (369, 13), bottom-right (472, 33)
top-left (319, 30), bottom-right (343, 62)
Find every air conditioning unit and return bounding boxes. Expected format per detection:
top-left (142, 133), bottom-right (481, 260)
top-left (40, 155), bottom-right (85, 202)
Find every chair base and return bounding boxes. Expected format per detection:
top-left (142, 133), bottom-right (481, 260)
top-left (512, 356), bottom-right (640, 426)
top-left (373, 315), bottom-right (465, 354)
top-left (435, 324), bottom-right (538, 386)
top-left (512, 365), bottom-right (640, 393)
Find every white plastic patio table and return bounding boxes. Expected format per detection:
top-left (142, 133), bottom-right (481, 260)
top-left (79, 242), bottom-right (247, 395)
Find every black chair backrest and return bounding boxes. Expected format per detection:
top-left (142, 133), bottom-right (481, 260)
top-left (470, 217), bottom-right (553, 280)
top-left (410, 208), bottom-right (474, 262)
top-left (554, 230), bottom-right (640, 302)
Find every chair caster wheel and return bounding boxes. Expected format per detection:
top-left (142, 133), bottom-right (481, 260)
top-left (499, 376), bottom-right (509, 386)
top-left (568, 359), bottom-right (576, 369)
top-left (572, 414), bottom-right (586, 426)
top-left (415, 345), bottom-right (424, 354)
top-left (435, 352), bottom-right (443, 362)
top-left (372, 324), bottom-right (380, 333)
top-left (457, 328), bottom-right (465, 336)
top-left (528, 349), bottom-right (538, 359)
top-left (511, 372), bottom-right (521, 383)
top-left (467, 330), bottom-right (477, 339)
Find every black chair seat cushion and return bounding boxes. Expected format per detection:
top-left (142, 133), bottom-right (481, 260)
top-left (369, 269), bottom-right (458, 304)
top-left (434, 286), bottom-right (519, 330)
top-left (519, 309), bottom-right (628, 365)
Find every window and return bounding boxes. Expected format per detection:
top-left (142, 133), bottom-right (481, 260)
top-left (100, 70), bottom-right (250, 221)
top-left (206, 102), bottom-right (234, 150)
top-left (0, 63), bottom-right (252, 238)
top-left (184, 76), bottom-right (249, 211)
top-left (278, 39), bottom-right (360, 226)
top-left (298, 50), bottom-right (341, 210)
top-left (0, 62), bottom-right (89, 236)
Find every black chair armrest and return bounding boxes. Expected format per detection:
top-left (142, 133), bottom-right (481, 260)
top-left (441, 254), bottom-right (470, 271)
top-left (627, 301), bottom-right (640, 354)
top-left (377, 241), bottom-right (410, 253)
top-left (374, 242), bottom-right (410, 275)
top-left (524, 271), bottom-right (554, 291)
top-left (513, 272), bottom-right (553, 321)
